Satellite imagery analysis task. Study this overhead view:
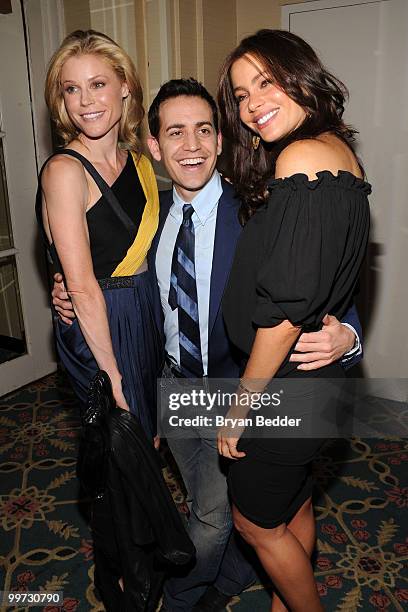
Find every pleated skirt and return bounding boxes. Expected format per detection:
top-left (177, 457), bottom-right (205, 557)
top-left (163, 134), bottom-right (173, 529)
top-left (54, 270), bottom-right (164, 440)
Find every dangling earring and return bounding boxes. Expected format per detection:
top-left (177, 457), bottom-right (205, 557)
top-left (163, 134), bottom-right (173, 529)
top-left (252, 135), bottom-right (260, 150)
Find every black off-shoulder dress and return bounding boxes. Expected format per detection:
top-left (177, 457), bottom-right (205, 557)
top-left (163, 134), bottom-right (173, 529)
top-left (222, 170), bottom-right (371, 528)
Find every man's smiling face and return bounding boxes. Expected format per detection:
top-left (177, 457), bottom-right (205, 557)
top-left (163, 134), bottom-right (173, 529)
top-left (147, 95), bottom-right (222, 202)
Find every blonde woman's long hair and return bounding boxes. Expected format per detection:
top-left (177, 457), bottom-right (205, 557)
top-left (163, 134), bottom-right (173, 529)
top-left (45, 29), bottom-right (144, 151)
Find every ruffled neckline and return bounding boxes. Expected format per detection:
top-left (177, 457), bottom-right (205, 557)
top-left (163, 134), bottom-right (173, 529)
top-left (268, 170), bottom-right (371, 194)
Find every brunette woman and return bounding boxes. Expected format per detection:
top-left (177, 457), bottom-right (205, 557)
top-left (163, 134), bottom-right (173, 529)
top-left (217, 30), bottom-right (370, 612)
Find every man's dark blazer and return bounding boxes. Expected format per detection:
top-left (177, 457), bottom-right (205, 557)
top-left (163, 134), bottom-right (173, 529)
top-left (147, 177), bottom-right (362, 377)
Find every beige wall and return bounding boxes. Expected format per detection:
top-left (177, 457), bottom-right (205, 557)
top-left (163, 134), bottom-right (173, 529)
top-left (236, 0), bottom-right (307, 41)
top-left (202, 0), bottom-right (236, 97)
top-left (236, 0), bottom-right (280, 39)
top-left (178, 0), bottom-right (199, 81)
top-left (63, 0), bottom-right (90, 33)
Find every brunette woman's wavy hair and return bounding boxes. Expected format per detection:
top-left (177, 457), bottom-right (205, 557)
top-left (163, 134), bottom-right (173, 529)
top-left (217, 29), bottom-right (360, 224)
top-left (45, 29), bottom-right (144, 151)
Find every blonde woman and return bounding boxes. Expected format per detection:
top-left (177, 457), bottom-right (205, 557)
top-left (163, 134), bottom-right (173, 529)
top-left (36, 30), bottom-right (168, 610)
top-left (38, 29), bottom-right (162, 431)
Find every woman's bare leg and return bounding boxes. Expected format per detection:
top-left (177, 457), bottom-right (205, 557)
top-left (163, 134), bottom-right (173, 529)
top-left (233, 502), bottom-right (323, 612)
top-left (270, 497), bottom-right (316, 612)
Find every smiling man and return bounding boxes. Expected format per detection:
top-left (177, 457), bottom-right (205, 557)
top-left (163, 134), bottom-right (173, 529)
top-left (147, 85), bottom-right (224, 380)
top-left (149, 94), bottom-right (222, 197)
top-left (146, 79), bottom-right (255, 612)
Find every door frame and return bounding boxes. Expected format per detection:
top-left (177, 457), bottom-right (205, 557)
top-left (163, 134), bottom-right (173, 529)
top-left (282, 0), bottom-right (384, 28)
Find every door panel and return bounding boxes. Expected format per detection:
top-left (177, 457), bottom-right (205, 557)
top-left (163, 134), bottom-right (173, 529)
top-left (282, 0), bottom-right (408, 381)
top-left (0, 0), bottom-right (56, 394)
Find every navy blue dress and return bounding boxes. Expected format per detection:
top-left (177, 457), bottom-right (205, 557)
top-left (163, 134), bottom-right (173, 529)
top-left (37, 150), bottom-right (164, 440)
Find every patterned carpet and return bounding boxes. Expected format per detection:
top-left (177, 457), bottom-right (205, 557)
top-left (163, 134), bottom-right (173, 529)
top-left (0, 372), bottom-right (407, 612)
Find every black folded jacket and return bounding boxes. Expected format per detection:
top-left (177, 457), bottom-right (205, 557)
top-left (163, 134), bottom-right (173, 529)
top-left (76, 371), bottom-right (195, 611)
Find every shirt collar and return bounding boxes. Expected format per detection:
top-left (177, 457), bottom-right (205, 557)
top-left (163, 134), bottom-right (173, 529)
top-left (170, 170), bottom-right (223, 226)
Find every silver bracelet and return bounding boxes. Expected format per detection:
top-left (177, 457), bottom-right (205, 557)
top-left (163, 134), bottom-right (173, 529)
top-left (238, 379), bottom-right (262, 394)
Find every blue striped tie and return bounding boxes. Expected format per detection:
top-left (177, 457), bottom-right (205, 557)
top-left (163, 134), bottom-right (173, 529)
top-left (168, 203), bottom-right (204, 377)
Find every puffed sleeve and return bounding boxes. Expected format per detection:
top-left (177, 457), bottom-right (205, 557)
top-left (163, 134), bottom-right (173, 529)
top-left (252, 172), bottom-right (370, 331)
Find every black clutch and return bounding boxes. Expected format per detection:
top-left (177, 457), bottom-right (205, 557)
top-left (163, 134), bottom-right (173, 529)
top-left (76, 370), bottom-right (115, 499)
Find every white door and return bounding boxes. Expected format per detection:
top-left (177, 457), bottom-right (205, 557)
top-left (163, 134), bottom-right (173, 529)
top-left (282, 0), bottom-right (408, 382)
top-left (0, 0), bottom-right (56, 395)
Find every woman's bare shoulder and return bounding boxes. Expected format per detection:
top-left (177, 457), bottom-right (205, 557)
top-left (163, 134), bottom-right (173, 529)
top-left (41, 153), bottom-right (87, 192)
top-left (275, 135), bottom-right (360, 181)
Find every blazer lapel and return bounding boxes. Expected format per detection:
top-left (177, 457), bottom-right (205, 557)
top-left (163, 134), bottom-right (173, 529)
top-left (148, 189), bottom-right (172, 271)
top-left (208, 180), bottom-right (241, 337)
top-left (147, 189), bottom-right (172, 335)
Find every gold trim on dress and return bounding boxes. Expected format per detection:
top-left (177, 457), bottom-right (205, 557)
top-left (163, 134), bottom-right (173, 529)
top-left (111, 152), bottom-right (159, 277)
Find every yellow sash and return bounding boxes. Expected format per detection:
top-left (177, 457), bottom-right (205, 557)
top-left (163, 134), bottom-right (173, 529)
top-left (111, 152), bottom-right (159, 277)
